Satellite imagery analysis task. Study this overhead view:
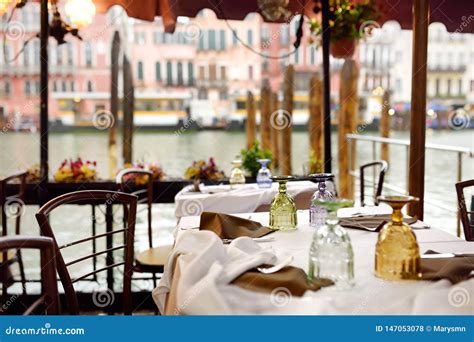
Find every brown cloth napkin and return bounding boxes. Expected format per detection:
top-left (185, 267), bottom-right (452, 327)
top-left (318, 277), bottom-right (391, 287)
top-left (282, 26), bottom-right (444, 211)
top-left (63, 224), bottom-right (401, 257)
top-left (232, 265), bottom-right (334, 297)
top-left (339, 214), bottom-right (417, 232)
top-left (199, 211), bottom-right (273, 239)
top-left (420, 250), bottom-right (474, 284)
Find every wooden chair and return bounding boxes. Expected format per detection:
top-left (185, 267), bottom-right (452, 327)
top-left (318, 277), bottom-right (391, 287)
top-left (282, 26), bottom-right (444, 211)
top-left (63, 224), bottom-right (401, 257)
top-left (0, 172), bottom-right (28, 297)
top-left (36, 190), bottom-right (137, 315)
top-left (116, 169), bottom-right (171, 288)
top-left (0, 236), bottom-right (59, 315)
top-left (455, 179), bottom-right (474, 241)
top-left (360, 160), bottom-right (388, 207)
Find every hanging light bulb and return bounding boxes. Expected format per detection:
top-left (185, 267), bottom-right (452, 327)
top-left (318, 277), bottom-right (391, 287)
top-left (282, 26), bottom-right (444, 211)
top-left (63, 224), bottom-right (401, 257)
top-left (0, 0), bottom-right (13, 17)
top-left (65, 0), bottom-right (96, 29)
top-left (257, 0), bottom-right (290, 21)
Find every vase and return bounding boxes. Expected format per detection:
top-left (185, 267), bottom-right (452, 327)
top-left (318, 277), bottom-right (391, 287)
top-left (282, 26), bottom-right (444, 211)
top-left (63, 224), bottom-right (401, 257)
top-left (375, 195), bottom-right (421, 280)
top-left (330, 39), bottom-right (356, 58)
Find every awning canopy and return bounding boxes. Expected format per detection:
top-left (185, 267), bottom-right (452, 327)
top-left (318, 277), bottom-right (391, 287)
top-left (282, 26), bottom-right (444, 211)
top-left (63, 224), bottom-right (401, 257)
top-left (92, 0), bottom-right (474, 33)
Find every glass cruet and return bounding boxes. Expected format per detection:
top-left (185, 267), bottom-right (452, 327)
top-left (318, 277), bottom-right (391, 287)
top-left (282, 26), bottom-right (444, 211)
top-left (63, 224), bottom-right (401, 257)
top-left (308, 173), bottom-right (335, 227)
top-left (256, 159), bottom-right (272, 188)
top-left (375, 195), bottom-right (420, 280)
top-left (269, 176), bottom-right (297, 231)
top-left (229, 158), bottom-right (245, 189)
top-left (308, 198), bottom-right (355, 289)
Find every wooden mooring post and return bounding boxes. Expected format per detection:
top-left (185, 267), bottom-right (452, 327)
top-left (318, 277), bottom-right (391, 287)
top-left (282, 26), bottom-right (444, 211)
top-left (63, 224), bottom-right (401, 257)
top-left (280, 65), bottom-right (294, 175)
top-left (309, 74), bottom-right (324, 174)
top-left (246, 91), bottom-right (256, 149)
top-left (380, 90), bottom-right (391, 163)
top-left (270, 91), bottom-right (279, 169)
top-left (260, 82), bottom-right (271, 151)
top-left (338, 59), bottom-right (359, 199)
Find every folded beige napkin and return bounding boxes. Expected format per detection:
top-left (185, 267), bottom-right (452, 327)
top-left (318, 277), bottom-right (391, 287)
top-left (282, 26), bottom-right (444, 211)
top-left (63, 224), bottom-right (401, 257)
top-left (232, 265), bottom-right (334, 296)
top-left (199, 211), bottom-right (273, 239)
top-left (339, 214), bottom-right (417, 232)
top-left (420, 250), bottom-right (474, 284)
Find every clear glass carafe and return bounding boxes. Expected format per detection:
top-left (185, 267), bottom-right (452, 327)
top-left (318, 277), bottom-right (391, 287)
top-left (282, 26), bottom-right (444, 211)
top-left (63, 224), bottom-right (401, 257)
top-left (256, 159), bottom-right (272, 188)
top-left (229, 159), bottom-right (245, 189)
top-left (308, 198), bottom-right (355, 289)
top-left (308, 173), bottom-right (335, 227)
top-left (375, 195), bottom-right (420, 280)
top-left (269, 176), bottom-right (297, 231)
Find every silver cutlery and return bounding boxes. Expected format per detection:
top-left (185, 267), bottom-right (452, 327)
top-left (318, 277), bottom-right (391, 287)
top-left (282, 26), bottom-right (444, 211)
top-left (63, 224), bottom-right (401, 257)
top-left (421, 253), bottom-right (474, 259)
top-left (221, 236), bottom-right (274, 244)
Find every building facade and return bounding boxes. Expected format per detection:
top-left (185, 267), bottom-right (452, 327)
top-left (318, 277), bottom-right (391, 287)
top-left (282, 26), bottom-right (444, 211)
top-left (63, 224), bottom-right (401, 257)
top-left (0, 4), bottom-right (472, 130)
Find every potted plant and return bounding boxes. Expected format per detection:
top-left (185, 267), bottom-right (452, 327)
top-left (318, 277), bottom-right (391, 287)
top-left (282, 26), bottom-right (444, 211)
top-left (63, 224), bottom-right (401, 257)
top-left (309, 0), bottom-right (379, 58)
top-left (119, 162), bottom-right (166, 185)
top-left (240, 141), bottom-right (273, 177)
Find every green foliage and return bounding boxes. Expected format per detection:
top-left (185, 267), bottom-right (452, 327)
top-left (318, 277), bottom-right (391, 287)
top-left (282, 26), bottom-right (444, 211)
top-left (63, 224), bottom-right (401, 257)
top-left (308, 0), bottom-right (379, 43)
top-left (240, 141), bottom-right (272, 177)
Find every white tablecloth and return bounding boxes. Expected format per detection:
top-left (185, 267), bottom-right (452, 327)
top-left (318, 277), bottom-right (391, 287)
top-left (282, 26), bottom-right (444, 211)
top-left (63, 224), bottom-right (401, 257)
top-left (174, 181), bottom-right (319, 218)
top-left (154, 210), bottom-right (473, 315)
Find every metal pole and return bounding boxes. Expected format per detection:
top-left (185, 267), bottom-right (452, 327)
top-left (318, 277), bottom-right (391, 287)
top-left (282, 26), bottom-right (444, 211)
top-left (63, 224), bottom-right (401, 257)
top-left (456, 152), bottom-right (462, 237)
top-left (321, 0), bottom-right (331, 173)
top-left (39, 0), bottom-right (49, 205)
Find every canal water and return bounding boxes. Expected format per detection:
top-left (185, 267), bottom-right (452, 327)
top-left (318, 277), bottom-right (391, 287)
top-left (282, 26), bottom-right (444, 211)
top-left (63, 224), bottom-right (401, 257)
top-left (0, 129), bottom-right (472, 292)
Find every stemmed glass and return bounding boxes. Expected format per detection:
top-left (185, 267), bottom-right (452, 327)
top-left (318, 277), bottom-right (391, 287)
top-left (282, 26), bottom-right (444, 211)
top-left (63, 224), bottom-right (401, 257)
top-left (308, 173), bottom-right (335, 227)
top-left (308, 198), bottom-right (355, 289)
top-left (269, 176), bottom-right (297, 231)
top-left (229, 159), bottom-right (245, 189)
top-left (256, 159), bottom-right (272, 188)
top-left (375, 195), bottom-right (420, 280)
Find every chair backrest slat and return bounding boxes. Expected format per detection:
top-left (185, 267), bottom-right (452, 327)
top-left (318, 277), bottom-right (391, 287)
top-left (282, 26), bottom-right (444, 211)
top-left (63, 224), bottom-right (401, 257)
top-left (36, 190), bottom-right (137, 315)
top-left (455, 179), bottom-right (474, 241)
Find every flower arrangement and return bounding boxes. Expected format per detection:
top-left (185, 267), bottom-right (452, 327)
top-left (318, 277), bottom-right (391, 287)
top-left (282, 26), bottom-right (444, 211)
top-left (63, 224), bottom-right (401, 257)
top-left (308, 0), bottom-right (379, 57)
top-left (54, 158), bottom-right (98, 183)
top-left (184, 158), bottom-right (225, 181)
top-left (25, 164), bottom-right (40, 183)
top-left (240, 141), bottom-right (272, 177)
top-left (120, 162), bottom-right (166, 185)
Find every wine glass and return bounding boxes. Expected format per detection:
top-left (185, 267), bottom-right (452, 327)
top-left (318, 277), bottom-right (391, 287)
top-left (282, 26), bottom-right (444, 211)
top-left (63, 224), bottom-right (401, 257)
top-left (256, 159), bottom-right (272, 188)
top-left (229, 159), bottom-right (245, 189)
top-left (269, 176), bottom-right (297, 231)
top-left (308, 173), bottom-right (335, 227)
top-left (375, 195), bottom-right (420, 280)
top-left (308, 198), bottom-right (355, 289)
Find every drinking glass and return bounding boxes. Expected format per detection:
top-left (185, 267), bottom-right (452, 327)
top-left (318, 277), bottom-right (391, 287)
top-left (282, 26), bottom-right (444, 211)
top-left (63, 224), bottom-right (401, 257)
top-left (229, 159), bottom-right (245, 189)
top-left (308, 198), bottom-right (355, 289)
top-left (375, 195), bottom-right (420, 280)
top-left (269, 176), bottom-right (297, 231)
top-left (308, 173), bottom-right (335, 227)
top-left (256, 159), bottom-right (272, 188)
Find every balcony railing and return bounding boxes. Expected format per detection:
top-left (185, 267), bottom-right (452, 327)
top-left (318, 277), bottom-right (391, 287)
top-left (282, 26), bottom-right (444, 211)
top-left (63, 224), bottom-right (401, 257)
top-left (346, 133), bottom-right (473, 237)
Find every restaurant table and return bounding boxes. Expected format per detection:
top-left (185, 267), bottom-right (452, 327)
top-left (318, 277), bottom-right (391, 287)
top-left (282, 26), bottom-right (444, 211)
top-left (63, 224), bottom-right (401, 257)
top-left (174, 181), bottom-right (320, 218)
top-left (154, 208), bottom-right (474, 315)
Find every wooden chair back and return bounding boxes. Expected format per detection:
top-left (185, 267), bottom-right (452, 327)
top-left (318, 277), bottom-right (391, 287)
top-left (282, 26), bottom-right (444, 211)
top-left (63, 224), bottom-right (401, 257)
top-left (360, 160), bottom-right (388, 206)
top-left (35, 190), bottom-right (137, 315)
top-left (0, 236), bottom-right (59, 315)
top-left (116, 169), bottom-right (153, 249)
top-left (455, 179), bottom-right (474, 241)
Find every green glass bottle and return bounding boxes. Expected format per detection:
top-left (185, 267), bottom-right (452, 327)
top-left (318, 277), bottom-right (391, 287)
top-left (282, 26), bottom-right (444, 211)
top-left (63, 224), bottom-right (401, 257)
top-left (269, 176), bottom-right (297, 231)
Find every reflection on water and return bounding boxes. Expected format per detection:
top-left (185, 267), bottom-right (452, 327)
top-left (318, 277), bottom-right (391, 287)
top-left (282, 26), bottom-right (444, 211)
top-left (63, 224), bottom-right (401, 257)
top-left (1, 129), bottom-right (472, 291)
